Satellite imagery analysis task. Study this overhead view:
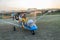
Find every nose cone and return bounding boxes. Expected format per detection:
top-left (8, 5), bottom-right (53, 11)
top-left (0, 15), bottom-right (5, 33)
top-left (30, 24), bottom-right (38, 30)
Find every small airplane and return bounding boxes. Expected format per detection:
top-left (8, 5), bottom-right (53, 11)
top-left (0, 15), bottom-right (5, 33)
top-left (13, 12), bottom-right (38, 35)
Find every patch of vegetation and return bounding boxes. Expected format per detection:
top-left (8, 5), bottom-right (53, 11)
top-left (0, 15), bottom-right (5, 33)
top-left (36, 13), bottom-right (42, 16)
top-left (47, 12), bottom-right (60, 15)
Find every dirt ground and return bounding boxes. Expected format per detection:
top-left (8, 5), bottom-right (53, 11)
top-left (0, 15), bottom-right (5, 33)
top-left (0, 15), bottom-right (60, 40)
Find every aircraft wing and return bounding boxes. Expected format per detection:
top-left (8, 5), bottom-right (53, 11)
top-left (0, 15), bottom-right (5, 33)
top-left (1, 19), bottom-right (20, 27)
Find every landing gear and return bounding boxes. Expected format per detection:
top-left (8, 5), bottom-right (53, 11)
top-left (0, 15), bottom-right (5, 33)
top-left (13, 26), bottom-right (16, 31)
top-left (31, 30), bottom-right (35, 35)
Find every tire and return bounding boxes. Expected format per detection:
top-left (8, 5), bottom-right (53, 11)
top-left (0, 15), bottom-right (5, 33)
top-left (13, 26), bottom-right (16, 31)
top-left (31, 30), bottom-right (35, 35)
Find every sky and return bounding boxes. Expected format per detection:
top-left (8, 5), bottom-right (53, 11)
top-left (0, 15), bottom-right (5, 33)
top-left (0, 0), bottom-right (60, 11)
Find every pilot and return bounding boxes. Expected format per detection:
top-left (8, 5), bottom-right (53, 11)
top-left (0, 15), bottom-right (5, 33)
top-left (21, 13), bottom-right (28, 28)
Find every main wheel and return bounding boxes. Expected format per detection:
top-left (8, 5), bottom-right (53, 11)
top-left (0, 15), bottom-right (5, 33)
top-left (31, 30), bottom-right (35, 35)
top-left (13, 26), bottom-right (16, 31)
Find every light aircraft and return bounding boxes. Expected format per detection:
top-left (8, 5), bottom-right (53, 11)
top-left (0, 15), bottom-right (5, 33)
top-left (12, 11), bottom-right (49, 35)
top-left (1, 11), bottom-right (48, 35)
top-left (12, 12), bottom-right (38, 35)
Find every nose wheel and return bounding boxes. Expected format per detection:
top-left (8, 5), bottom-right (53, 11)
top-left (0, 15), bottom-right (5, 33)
top-left (31, 30), bottom-right (35, 35)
